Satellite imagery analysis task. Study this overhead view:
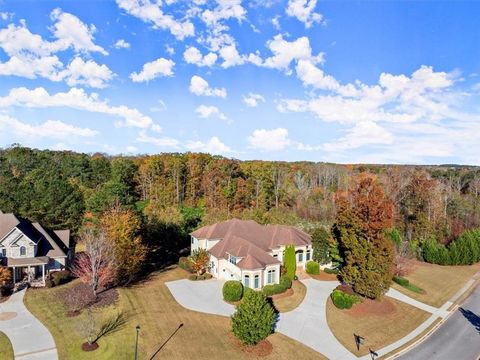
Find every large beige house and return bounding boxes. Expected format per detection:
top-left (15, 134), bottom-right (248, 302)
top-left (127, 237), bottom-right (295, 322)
top-left (190, 219), bottom-right (312, 289)
top-left (0, 211), bottom-right (72, 285)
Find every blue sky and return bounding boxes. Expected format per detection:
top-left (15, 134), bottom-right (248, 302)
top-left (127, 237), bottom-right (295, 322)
top-left (0, 0), bottom-right (479, 164)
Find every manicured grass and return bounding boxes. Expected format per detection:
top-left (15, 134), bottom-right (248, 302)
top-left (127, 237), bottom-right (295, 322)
top-left (393, 276), bottom-right (424, 294)
top-left (272, 280), bottom-right (307, 313)
top-left (25, 267), bottom-right (326, 360)
top-left (0, 331), bottom-right (13, 360)
top-left (326, 296), bottom-right (430, 356)
top-left (392, 261), bottom-right (480, 307)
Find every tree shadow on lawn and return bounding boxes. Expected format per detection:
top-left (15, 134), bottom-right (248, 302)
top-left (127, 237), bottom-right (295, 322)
top-left (459, 307), bottom-right (480, 333)
top-left (94, 311), bottom-right (128, 343)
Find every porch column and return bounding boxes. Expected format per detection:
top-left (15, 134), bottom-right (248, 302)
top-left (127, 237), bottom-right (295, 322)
top-left (12, 267), bottom-right (16, 283)
top-left (27, 265), bottom-right (31, 282)
top-left (42, 264), bottom-right (45, 285)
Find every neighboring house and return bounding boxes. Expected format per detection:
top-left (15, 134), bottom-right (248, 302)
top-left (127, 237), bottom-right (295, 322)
top-left (0, 211), bottom-right (73, 285)
top-left (190, 219), bottom-right (312, 289)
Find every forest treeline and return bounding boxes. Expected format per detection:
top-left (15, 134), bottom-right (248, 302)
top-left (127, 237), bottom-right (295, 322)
top-left (0, 146), bottom-right (479, 252)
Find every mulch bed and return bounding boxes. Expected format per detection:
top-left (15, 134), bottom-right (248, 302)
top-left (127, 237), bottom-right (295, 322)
top-left (93, 287), bottom-right (119, 308)
top-left (230, 334), bottom-right (273, 357)
top-left (344, 297), bottom-right (396, 318)
top-left (63, 283), bottom-right (119, 316)
top-left (0, 295), bottom-right (11, 304)
top-left (270, 287), bottom-right (294, 301)
top-left (310, 272), bottom-right (339, 281)
top-left (81, 342), bottom-right (99, 352)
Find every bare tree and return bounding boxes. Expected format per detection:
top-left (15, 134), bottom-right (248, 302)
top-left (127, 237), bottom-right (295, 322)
top-left (272, 166), bottom-right (285, 209)
top-left (71, 229), bottom-right (116, 299)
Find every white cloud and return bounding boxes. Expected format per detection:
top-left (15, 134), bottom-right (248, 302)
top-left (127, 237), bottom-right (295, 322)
top-left (201, 0), bottom-right (246, 25)
top-left (0, 12), bottom-right (14, 21)
top-left (323, 121), bottom-right (394, 151)
top-left (286, 0), bottom-right (323, 28)
top-left (0, 87), bottom-right (154, 129)
top-left (189, 75), bottom-right (227, 98)
top-left (183, 46), bottom-right (217, 67)
top-left (219, 44), bottom-right (245, 68)
top-left (62, 57), bottom-right (114, 88)
top-left (165, 44), bottom-right (175, 55)
top-left (195, 105), bottom-right (228, 121)
top-left (114, 39), bottom-right (130, 49)
top-left (116, 0), bottom-right (194, 40)
top-left (130, 58), bottom-right (175, 82)
top-left (271, 16), bottom-right (281, 30)
top-left (0, 115), bottom-right (98, 139)
top-left (150, 100), bottom-right (167, 112)
top-left (125, 145), bottom-right (138, 153)
top-left (248, 128), bottom-right (291, 151)
top-left (186, 136), bottom-right (231, 154)
top-left (136, 130), bottom-right (180, 148)
top-left (243, 93), bottom-right (265, 107)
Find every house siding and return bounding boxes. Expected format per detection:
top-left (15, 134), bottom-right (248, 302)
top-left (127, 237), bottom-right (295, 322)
top-left (0, 228), bottom-right (36, 258)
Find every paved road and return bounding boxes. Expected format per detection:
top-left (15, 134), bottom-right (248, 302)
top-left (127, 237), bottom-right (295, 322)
top-left (0, 289), bottom-right (58, 359)
top-left (399, 285), bottom-right (480, 360)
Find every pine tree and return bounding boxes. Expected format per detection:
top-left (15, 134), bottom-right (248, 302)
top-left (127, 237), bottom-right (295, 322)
top-left (311, 227), bottom-right (331, 264)
top-left (283, 245), bottom-right (296, 279)
top-left (231, 290), bottom-right (275, 345)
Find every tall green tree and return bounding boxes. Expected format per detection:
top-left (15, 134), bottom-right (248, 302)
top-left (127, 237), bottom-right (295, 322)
top-left (333, 174), bottom-right (395, 299)
top-left (311, 227), bottom-right (331, 264)
top-left (283, 244), bottom-right (296, 279)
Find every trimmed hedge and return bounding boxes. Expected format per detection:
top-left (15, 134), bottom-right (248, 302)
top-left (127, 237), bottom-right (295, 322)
top-left (306, 261), bottom-right (320, 275)
top-left (331, 289), bottom-right (358, 309)
top-left (324, 267), bottom-right (339, 275)
top-left (189, 273), bottom-right (213, 281)
top-left (393, 276), bottom-right (409, 287)
top-left (178, 257), bottom-right (194, 273)
top-left (48, 270), bottom-right (72, 287)
top-left (262, 276), bottom-right (292, 296)
top-left (223, 281), bottom-right (243, 302)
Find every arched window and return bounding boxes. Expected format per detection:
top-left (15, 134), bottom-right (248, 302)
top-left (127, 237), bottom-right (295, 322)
top-left (254, 275), bottom-right (260, 289)
top-left (20, 246), bottom-right (26, 256)
top-left (244, 275), bottom-right (250, 288)
top-left (267, 269), bottom-right (275, 284)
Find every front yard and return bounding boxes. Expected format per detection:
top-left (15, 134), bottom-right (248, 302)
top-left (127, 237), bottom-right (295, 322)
top-left (0, 331), bottom-right (13, 360)
top-left (271, 280), bottom-right (307, 313)
top-left (24, 267), bottom-right (324, 360)
top-left (326, 295), bottom-right (430, 356)
top-left (391, 261), bottom-right (480, 307)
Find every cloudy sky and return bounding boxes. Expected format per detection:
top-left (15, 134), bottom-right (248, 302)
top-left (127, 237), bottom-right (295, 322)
top-left (0, 0), bottom-right (479, 164)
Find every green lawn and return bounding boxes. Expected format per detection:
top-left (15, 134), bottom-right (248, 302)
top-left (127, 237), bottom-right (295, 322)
top-left (0, 331), bottom-right (14, 360)
top-left (24, 267), bottom-right (326, 360)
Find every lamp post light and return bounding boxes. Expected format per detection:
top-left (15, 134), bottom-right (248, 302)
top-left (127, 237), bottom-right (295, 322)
top-left (134, 325), bottom-right (140, 360)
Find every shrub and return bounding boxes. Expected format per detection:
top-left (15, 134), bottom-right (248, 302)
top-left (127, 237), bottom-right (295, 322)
top-left (284, 245), bottom-right (296, 280)
top-left (262, 284), bottom-right (284, 296)
top-left (331, 290), bottom-right (358, 309)
top-left (393, 276), bottom-right (409, 287)
top-left (280, 275), bottom-right (292, 289)
top-left (204, 273), bottom-right (213, 279)
top-left (50, 270), bottom-right (72, 286)
top-left (45, 278), bottom-right (54, 288)
top-left (188, 274), bottom-right (198, 281)
top-left (223, 281), bottom-right (243, 302)
top-left (231, 289), bottom-right (275, 345)
top-left (197, 274), bottom-right (205, 280)
top-left (306, 261), bottom-right (320, 275)
top-left (178, 257), bottom-right (194, 273)
top-left (335, 284), bottom-right (355, 295)
top-left (324, 267), bottom-right (339, 275)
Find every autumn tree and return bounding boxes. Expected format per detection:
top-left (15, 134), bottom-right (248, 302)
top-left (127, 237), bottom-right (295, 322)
top-left (189, 248), bottom-right (210, 275)
top-left (333, 174), bottom-right (394, 299)
top-left (101, 205), bottom-right (146, 284)
top-left (71, 229), bottom-right (116, 298)
top-left (0, 267), bottom-right (11, 297)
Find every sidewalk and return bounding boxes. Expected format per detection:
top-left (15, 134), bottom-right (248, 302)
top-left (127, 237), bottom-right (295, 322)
top-left (0, 289), bottom-right (58, 360)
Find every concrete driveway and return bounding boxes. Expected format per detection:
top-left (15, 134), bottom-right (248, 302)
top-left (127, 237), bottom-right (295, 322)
top-left (0, 289), bottom-right (58, 360)
top-left (166, 279), bottom-right (235, 316)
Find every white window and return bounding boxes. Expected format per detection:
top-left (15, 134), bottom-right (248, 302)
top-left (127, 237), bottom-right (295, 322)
top-left (254, 275), bottom-right (260, 288)
top-left (306, 250), bottom-right (311, 261)
top-left (267, 269), bottom-right (275, 284)
top-left (20, 246), bottom-right (26, 256)
top-left (244, 275), bottom-right (250, 288)
top-left (298, 251), bottom-right (304, 262)
top-left (191, 237), bottom-right (194, 244)
top-left (229, 255), bottom-right (237, 265)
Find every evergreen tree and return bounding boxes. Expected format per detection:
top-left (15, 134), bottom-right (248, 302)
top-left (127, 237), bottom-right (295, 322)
top-left (283, 245), bottom-right (296, 279)
top-left (231, 289), bottom-right (275, 345)
top-left (311, 227), bottom-right (331, 264)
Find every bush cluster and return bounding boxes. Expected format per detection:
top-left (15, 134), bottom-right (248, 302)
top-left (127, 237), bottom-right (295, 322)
top-left (330, 289), bottom-right (358, 309)
top-left (422, 229), bottom-right (480, 265)
top-left (306, 261), bottom-right (320, 275)
top-left (188, 273), bottom-right (213, 281)
top-left (46, 270), bottom-right (72, 288)
top-left (324, 267), bottom-right (339, 275)
top-left (262, 276), bottom-right (292, 296)
top-left (223, 280), bottom-right (243, 302)
top-left (178, 257), bottom-right (194, 273)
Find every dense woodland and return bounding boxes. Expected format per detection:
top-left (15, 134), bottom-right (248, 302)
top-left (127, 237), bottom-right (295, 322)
top-left (0, 146), bottom-right (479, 267)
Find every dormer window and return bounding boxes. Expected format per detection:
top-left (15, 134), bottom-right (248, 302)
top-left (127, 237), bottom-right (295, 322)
top-left (229, 254), bottom-right (237, 265)
top-left (20, 246), bottom-right (26, 256)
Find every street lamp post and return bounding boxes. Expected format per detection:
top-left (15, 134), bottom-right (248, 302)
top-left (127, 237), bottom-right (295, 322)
top-left (134, 325), bottom-right (140, 360)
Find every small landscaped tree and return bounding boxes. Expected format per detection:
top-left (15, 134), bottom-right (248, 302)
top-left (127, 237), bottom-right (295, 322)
top-left (311, 227), bottom-right (331, 264)
top-left (71, 229), bottom-right (117, 299)
top-left (189, 248), bottom-right (210, 275)
top-left (231, 289), bottom-right (275, 345)
top-left (283, 245), bottom-right (296, 280)
top-left (0, 266), bottom-right (11, 297)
